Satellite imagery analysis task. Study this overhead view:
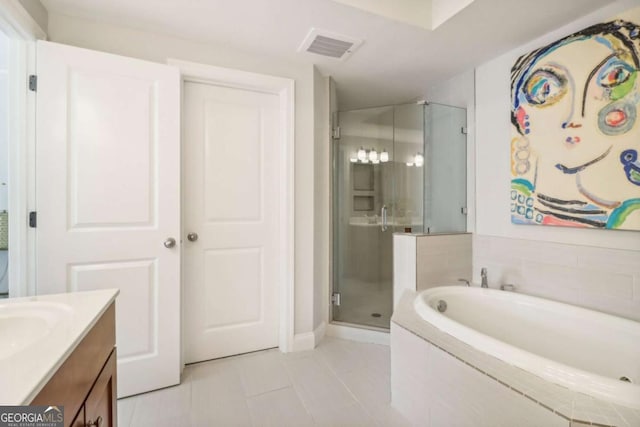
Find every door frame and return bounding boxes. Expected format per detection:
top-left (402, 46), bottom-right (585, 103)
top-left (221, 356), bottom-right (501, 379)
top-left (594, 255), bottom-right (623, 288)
top-left (168, 59), bottom-right (295, 355)
top-left (0, 1), bottom-right (45, 298)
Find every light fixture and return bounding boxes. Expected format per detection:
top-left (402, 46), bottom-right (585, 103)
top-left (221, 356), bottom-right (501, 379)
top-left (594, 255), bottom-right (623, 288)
top-left (357, 147), bottom-right (367, 161)
top-left (368, 148), bottom-right (378, 162)
top-left (414, 153), bottom-right (424, 167)
top-left (351, 147), bottom-right (387, 164)
top-left (406, 162), bottom-right (414, 167)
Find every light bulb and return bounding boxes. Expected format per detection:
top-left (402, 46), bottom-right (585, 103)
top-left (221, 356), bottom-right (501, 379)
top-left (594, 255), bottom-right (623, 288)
top-left (414, 153), bottom-right (424, 167)
top-left (357, 147), bottom-right (367, 161)
top-left (368, 149), bottom-right (378, 162)
top-left (380, 150), bottom-right (389, 162)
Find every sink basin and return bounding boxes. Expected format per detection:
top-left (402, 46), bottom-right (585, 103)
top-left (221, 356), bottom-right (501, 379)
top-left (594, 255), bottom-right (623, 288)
top-left (0, 302), bottom-right (73, 360)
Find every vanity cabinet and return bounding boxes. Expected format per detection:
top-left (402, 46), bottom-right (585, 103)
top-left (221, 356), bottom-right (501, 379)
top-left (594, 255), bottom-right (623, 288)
top-left (31, 303), bottom-right (117, 427)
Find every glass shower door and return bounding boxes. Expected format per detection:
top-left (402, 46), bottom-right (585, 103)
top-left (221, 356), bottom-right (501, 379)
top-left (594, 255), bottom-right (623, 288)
top-left (332, 104), bottom-right (424, 329)
top-left (332, 106), bottom-right (394, 328)
top-left (424, 103), bottom-right (467, 233)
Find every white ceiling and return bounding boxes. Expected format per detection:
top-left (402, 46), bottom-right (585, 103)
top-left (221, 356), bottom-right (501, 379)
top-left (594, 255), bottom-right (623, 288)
top-left (40, 0), bottom-right (615, 110)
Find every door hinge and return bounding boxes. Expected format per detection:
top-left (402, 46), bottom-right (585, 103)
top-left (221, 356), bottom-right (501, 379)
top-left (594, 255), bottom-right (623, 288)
top-left (461, 207), bottom-right (468, 215)
top-left (332, 127), bottom-right (341, 139)
top-left (331, 292), bottom-right (341, 306)
top-left (28, 75), bottom-right (37, 92)
top-left (461, 126), bottom-right (467, 135)
top-left (29, 211), bottom-right (37, 228)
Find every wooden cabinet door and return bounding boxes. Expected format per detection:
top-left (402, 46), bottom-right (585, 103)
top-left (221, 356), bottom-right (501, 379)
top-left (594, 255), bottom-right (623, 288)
top-left (71, 406), bottom-right (84, 427)
top-left (85, 349), bottom-right (117, 427)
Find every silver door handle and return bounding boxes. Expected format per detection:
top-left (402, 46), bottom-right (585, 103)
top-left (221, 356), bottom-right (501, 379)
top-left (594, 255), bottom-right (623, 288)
top-left (381, 205), bottom-right (388, 232)
top-left (187, 232), bottom-right (198, 242)
top-left (164, 237), bottom-right (176, 248)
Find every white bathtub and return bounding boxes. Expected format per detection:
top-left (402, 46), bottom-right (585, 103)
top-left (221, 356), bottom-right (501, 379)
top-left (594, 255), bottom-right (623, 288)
top-left (414, 286), bottom-right (640, 410)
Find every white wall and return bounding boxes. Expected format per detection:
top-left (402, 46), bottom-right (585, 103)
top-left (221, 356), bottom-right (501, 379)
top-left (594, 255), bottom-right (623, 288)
top-left (475, 0), bottom-right (640, 252)
top-left (46, 13), bottom-right (317, 335)
top-left (423, 0), bottom-right (640, 321)
top-left (0, 30), bottom-right (8, 294)
top-left (313, 67), bottom-right (330, 330)
top-left (18, 0), bottom-right (47, 34)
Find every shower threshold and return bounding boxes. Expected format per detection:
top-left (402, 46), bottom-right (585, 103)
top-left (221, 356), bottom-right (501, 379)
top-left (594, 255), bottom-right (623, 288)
top-left (326, 321), bottom-right (390, 345)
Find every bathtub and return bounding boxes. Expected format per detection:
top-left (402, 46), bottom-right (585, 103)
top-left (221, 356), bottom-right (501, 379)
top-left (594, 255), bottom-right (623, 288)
top-left (413, 286), bottom-right (640, 410)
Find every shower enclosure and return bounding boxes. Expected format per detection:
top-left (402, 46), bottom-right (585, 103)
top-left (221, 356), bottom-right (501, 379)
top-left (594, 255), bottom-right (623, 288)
top-left (331, 102), bottom-right (467, 329)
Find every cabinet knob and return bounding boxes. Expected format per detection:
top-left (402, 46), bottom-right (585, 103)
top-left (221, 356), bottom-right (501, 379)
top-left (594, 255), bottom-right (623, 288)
top-left (86, 416), bottom-right (102, 427)
top-left (187, 232), bottom-right (198, 242)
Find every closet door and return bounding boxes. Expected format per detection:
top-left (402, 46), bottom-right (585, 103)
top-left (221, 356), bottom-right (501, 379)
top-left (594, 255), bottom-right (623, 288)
top-left (35, 41), bottom-right (181, 397)
top-left (182, 78), bottom-right (281, 363)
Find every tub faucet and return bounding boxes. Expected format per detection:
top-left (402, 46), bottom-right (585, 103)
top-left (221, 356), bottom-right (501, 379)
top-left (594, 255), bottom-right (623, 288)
top-left (481, 268), bottom-right (488, 288)
top-left (457, 278), bottom-right (470, 286)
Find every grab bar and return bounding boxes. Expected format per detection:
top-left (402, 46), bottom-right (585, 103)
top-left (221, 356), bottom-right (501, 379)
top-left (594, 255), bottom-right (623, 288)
top-left (381, 205), bottom-right (388, 232)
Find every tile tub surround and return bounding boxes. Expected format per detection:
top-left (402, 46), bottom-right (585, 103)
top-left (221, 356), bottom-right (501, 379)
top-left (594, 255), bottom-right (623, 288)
top-left (393, 233), bottom-right (472, 308)
top-left (473, 235), bottom-right (640, 322)
top-left (391, 291), bottom-right (640, 427)
top-left (416, 233), bottom-right (472, 290)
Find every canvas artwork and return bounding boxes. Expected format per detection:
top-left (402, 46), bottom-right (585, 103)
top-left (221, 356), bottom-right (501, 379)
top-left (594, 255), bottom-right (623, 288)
top-left (510, 8), bottom-right (640, 231)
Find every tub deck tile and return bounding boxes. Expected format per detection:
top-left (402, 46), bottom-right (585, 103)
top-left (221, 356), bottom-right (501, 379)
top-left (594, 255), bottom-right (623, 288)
top-left (391, 290), bottom-right (639, 427)
top-left (613, 405), bottom-right (640, 427)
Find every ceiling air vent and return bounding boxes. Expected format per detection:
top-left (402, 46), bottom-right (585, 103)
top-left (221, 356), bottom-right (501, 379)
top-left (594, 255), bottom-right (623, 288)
top-left (298, 28), bottom-right (363, 61)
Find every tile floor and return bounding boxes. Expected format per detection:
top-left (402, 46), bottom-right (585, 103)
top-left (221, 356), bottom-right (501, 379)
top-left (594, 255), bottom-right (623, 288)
top-left (117, 337), bottom-right (410, 427)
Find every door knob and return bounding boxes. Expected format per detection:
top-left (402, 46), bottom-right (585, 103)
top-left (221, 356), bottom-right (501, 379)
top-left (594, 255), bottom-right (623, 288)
top-left (164, 237), bottom-right (177, 248)
top-left (187, 232), bottom-right (199, 242)
top-left (86, 416), bottom-right (103, 426)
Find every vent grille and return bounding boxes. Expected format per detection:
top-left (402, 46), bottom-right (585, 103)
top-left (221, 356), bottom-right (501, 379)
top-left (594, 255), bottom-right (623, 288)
top-left (307, 35), bottom-right (354, 58)
top-left (299, 28), bottom-right (362, 61)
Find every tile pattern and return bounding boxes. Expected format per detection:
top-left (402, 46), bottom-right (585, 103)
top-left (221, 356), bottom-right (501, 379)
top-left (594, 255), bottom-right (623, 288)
top-left (392, 234), bottom-right (417, 309)
top-left (473, 235), bottom-right (640, 322)
top-left (117, 338), bottom-right (409, 427)
top-left (391, 292), bottom-right (640, 427)
top-left (416, 233), bottom-right (472, 291)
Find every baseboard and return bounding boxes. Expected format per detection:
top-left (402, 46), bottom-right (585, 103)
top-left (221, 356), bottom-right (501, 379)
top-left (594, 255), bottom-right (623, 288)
top-left (291, 331), bottom-right (315, 352)
top-left (313, 321), bottom-right (326, 346)
top-left (326, 323), bottom-right (389, 345)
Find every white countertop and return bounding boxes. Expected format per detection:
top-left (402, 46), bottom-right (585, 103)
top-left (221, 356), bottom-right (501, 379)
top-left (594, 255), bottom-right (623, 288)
top-left (0, 289), bottom-right (119, 404)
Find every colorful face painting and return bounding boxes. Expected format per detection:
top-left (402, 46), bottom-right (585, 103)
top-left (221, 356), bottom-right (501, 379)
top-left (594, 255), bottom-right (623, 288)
top-left (510, 8), bottom-right (640, 231)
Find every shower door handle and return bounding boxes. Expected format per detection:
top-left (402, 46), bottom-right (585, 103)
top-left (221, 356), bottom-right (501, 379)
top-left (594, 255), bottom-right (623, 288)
top-left (381, 205), bottom-right (388, 232)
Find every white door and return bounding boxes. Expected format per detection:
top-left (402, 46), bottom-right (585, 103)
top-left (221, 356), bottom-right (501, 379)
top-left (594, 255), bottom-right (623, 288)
top-left (35, 41), bottom-right (181, 397)
top-left (183, 80), bottom-right (281, 363)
